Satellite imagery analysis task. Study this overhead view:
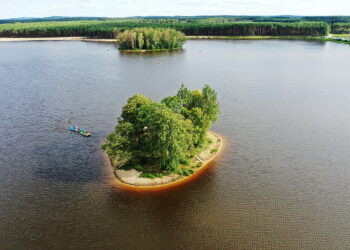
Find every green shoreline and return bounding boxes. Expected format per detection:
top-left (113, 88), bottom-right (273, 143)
top-left (187, 35), bottom-right (350, 45)
top-left (0, 35), bottom-right (349, 45)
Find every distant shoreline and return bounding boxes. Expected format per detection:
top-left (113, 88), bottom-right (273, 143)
top-left (0, 37), bottom-right (117, 42)
top-left (0, 35), bottom-right (349, 45)
top-left (107, 131), bottom-right (224, 190)
top-left (187, 35), bottom-right (350, 45)
top-left (119, 47), bottom-right (182, 53)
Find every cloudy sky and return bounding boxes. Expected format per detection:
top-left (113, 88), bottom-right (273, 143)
top-left (0, 0), bottom-right (349, 19)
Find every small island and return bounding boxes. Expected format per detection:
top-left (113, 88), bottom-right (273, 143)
top-left (102, 84), bottom-right (222, 186)
top-left (117, 27), bottom-right (186, 52)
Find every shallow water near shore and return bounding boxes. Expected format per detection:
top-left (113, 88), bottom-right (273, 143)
top-left (1, 39), bottom-right (350, 249)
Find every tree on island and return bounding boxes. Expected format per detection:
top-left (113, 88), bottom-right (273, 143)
top-left (117, 27), bottom-right (186, 50)
top-left (102, 84), bottom-right (219, 174)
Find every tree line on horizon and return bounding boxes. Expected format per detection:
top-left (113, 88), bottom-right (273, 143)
top-left (331, 23), bottom-right (350, 34)
top-left (0, 19), bottom-right (336, 38)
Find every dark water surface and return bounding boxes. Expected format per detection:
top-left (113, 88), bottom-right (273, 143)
top-left (1, 40), bottom-right (350, 249)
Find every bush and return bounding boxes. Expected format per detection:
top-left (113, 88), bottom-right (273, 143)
top-left (180, 158), bottom-right (190, 165)
top-left (182, 169), bottom-right (190, 176)
top-left (194, 162), bottom-right (202, 168)
top-left (118, 161), bottom-right (134, 170)
top-left (140, 173), bottom-right (156, 178)
top-left (139, 172), bottom-right (164, 178)
top-left (134, 165), bottom-right (143, 171)
top-left (210, 148), bottom-right (218, 154)
top-left (180, 168), bottom-right (194, 176)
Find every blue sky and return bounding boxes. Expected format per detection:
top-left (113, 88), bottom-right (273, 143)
top-left (0, 0), bottom-right (349, 19)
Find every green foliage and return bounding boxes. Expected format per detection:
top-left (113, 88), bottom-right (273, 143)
top-left (134, 165), bottom-right (143, 171)
top-left (180, 158), bottom-right (190, 165)
top-left (179, 168), bottom-right (194, 176)
top-left (0, 18), bottom-right (332, 38)
top-left (121, 94), bottom-right (153, 123)
top-left (210, 148), bottom-right (218, 154)
top-left (194, 162), bottom-right (202, 168)
top-left (332, 23), bottom-right (350, 34)
top-left (140, 172), bottom-right (164, 179)
top-left (161, 96), bottom-right (184, 113)
top-left (117, 161), bottom-right (134, 170)
top-left (139, 173), bottom-right (156, 179)
top-left (175, 84), bottom-right (220, 148)
top-left (117, 27), bottom-right (186, 50)
top-left (102, 84), bottom-right (219, 173)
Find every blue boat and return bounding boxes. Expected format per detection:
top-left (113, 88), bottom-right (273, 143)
top-left (69, 126), bottom-right (91, 136)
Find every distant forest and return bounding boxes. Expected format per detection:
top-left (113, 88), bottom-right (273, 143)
top-left (0, 16), bottom-right (349, 38)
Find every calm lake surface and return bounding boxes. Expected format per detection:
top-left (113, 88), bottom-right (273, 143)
top-left (1, 39), bottom-right (350, 249)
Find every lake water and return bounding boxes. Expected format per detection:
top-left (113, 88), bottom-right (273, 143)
top-left (1, 39), bottom-right (350, 249)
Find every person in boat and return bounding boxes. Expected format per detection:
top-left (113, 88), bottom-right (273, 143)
top-left (75, 126), bottom-right (79, 132)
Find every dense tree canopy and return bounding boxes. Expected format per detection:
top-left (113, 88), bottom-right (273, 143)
top-left (0, 18), bottom-right (334, 38)
top-left (332, 23), bottom-right (350, 34)
top-left (102, 84), bottom-right (219, 172)
top-left (117, 28), bottom-right (186, 50)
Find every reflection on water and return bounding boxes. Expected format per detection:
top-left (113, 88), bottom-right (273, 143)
top-left (1, 40), bottom-right (350, 249)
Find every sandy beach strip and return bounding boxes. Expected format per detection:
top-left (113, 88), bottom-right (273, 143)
top-left (0, 37), bottom-right (117, 42)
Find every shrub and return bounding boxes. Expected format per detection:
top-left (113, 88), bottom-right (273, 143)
top-left (134, 165), bottom-right (143, 171)
top-left (140, 173), bottom-right (156, 178)
top-left (180, 168), bottom-right (194, 176)
top-left (180, 158), bottom-right (190, 165)
top-left (182, 169), bottom-right (190, 176)
top-left (210, 148), bottom-right (218, 154)
top-left (139, 172), bottom-right (164, 178)
top-left (118, 161), bottom-right (134, 170)
top-left (194, 162), bottom-right (202, 168)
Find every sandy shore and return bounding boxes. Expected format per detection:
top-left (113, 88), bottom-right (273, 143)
top-left (111, 131), bottom-right (223, 188)
top-left (0, 37), bottom-right (117, 42)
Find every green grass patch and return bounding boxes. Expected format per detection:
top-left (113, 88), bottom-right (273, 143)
top-left (210, 148), bottom-right (218, 154)
top-left (134, 164), bottom-right (143, 171)
top-left (139, 172), bottom-right (164, 179)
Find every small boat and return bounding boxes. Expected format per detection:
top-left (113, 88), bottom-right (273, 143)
top-left (69, 126), bottom-right (91, 137)
top-left (69, 126), bottom-right (79, 132)
top-left (79, 129), bottom-right (91, 137)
